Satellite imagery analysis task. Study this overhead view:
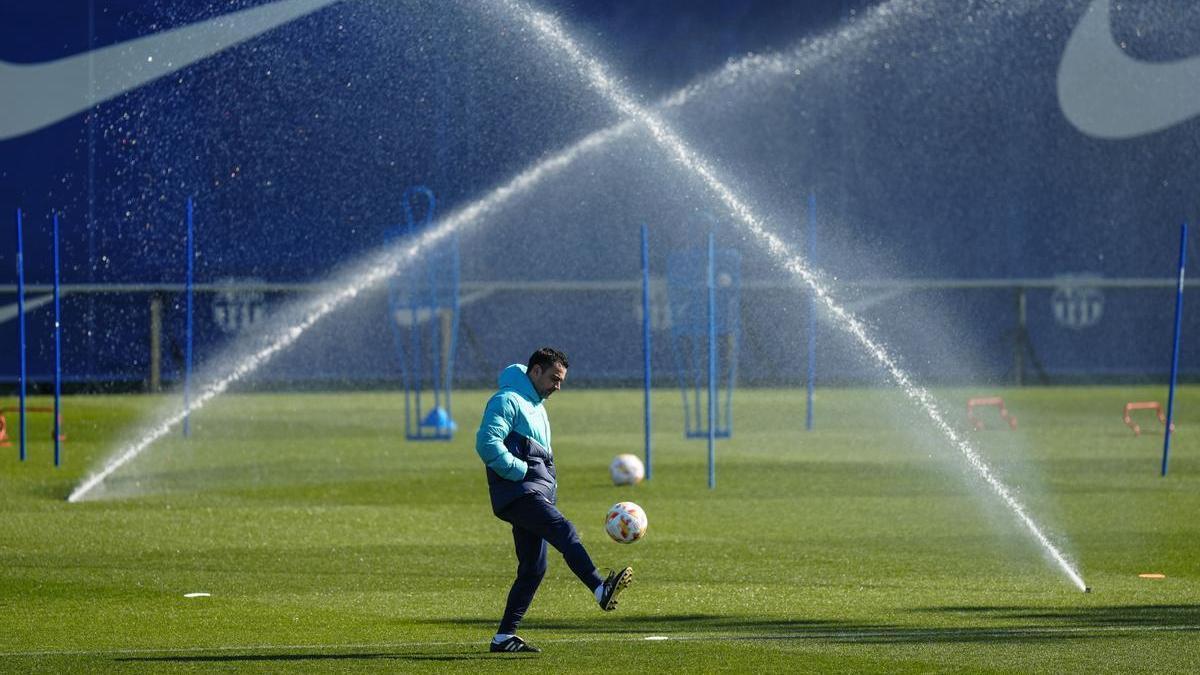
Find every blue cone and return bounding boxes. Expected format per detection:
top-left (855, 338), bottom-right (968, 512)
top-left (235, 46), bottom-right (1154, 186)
top-left (420, 406), bottom-right (457, 432)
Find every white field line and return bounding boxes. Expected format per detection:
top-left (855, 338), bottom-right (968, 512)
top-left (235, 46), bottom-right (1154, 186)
top-left (4, 623), bottom-right (1200, 658)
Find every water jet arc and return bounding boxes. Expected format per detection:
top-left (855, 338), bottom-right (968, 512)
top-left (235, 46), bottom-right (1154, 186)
top-left (69, 0), bottom-right (922, 502)
top-left (504, 0), bottom-right (1088, 591)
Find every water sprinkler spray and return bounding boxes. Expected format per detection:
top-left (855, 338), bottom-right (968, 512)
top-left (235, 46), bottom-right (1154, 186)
top-left (503, 0), bottom-right (1088, 591)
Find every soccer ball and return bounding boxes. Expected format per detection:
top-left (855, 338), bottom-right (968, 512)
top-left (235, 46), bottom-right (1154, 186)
top-left (605, 501), bottom-right (648, 544)
top-left (609, 454), bottom-right (645, 486)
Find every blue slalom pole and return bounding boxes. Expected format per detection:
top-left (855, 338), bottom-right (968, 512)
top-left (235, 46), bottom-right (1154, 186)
top-left (428, 254), bottom-right (440, 438)
top-left (1162, 221), bottom-right (1188, 476)
top-left (184, 197), bottom-right (194, 437)
top-left (53, 212), bottom-right (62, 467)
top-left (444, 232), bottom-right (461, 439)
top-left (641, 224), bottom-right (653, 480)
top-left (15, 209), bottom-right (29, 460)
top-left (16, 208), bottom-right (27, 461)
top-left (707, 232), bottom-right (717, 489)
top-left (806, 192), bottom-right (817, 431)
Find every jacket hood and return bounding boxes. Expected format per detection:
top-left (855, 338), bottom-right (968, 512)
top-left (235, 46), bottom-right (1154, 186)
top-left (498, 363), bottom-right (541, 404)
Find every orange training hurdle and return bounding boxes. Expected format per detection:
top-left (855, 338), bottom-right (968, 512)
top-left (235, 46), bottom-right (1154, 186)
top-left (967, 397), bottom-right (1017, 431)
top-left (0, 406), bottom-right (66, 447)
top-left (1123, 401), bottom-right (1174, 436)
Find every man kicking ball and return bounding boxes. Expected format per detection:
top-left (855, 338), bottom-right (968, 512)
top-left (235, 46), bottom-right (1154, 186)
top-left (475, 347), bottom-right (633, 653)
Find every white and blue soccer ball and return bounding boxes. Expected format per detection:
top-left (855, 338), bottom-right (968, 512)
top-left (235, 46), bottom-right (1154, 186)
top-left (609, 453), bottom-right (645, 486)
top-left (605, 501), bottom-right (648, 544)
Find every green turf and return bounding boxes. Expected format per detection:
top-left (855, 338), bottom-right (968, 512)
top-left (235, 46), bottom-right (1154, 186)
top-left (1, 385), bottom-right (1199, 672)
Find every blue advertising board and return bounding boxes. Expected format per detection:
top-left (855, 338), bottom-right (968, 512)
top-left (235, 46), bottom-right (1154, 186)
top-left (3, 0), bottom-right (1200, 387)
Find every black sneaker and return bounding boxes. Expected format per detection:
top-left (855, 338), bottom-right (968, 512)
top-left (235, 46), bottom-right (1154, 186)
top-left (490, 636), bottom-right (541, 653)
top-left (598, 566), bottom-right (633, 611)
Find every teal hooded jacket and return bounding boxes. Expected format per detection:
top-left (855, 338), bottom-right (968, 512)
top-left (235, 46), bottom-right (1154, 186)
top-left (475, 364), bottom-right (557, 511)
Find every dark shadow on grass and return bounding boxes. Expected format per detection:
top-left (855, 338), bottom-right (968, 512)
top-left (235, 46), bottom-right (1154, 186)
top-left (416, 608), bottom-right (1200, 646)
top-left (793, 604), bottom-right (1200, 645)
top-left (915, 604), bottom-right (1200, 628)
top-left (414, 613), bottom-right (871, 635)
top-left (116, 651), bottom-right (502, 664)
top-left (108, 610), bottom-right (1200, 658)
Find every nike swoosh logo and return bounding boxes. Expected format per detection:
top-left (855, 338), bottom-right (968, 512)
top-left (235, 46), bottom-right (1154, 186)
top-left (1058, 0), bottom-right (1200, 139)
top-left (0, 0), bottom-right (340, 141)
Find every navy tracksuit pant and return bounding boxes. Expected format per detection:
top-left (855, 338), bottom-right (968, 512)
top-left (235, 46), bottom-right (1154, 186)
top-left (496, 494), bottom-right (604, 635)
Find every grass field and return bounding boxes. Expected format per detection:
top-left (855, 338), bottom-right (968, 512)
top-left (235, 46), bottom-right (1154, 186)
top-left (2, 385), bottom-right (1199, 672)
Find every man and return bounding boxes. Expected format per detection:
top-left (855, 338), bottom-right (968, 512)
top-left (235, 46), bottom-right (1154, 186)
top-left (475, 347), bottom-right (632, 654)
